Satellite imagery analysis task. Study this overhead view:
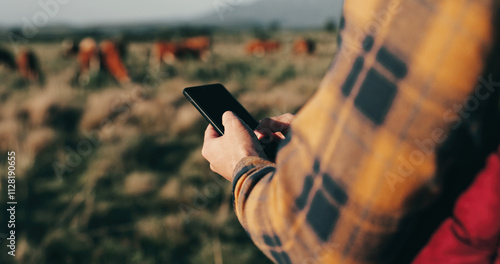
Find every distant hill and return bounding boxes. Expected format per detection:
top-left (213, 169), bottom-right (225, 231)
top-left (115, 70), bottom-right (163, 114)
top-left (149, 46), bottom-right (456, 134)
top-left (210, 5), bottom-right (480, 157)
top-left (0, 0), bottom-right (343, 42)
top-left (193, 0), bottom-right (343, 29)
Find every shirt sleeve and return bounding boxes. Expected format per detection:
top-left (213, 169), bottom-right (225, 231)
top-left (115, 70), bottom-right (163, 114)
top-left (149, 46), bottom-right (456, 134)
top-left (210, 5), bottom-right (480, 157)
top-left (231, 0), bottom-right (499, 263)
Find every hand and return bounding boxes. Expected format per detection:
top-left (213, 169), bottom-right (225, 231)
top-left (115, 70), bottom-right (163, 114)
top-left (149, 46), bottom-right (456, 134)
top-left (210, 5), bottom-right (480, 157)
top-left (202, 111), bottom-right (266, 181)
top-left (254, 113), bottom-right (295, 144)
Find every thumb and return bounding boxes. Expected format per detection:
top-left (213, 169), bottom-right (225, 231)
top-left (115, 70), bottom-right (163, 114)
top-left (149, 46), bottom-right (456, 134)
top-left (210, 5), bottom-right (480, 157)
top-left (222, 111), bottom-right (251, 133)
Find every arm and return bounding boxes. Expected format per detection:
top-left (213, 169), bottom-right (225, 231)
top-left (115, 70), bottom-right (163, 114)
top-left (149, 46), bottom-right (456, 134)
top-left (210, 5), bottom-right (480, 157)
top-left (203, 0), bottom-right (499, 262)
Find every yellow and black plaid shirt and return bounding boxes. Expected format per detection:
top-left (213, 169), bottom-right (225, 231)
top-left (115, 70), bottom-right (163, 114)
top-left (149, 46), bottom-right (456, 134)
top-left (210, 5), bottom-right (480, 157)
top-left (232, 0), bottom-right (500, 263)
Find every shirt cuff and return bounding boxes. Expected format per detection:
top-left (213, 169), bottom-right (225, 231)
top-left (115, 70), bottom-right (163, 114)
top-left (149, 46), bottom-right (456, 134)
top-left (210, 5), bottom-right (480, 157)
top-left (232, 156), bottom-right (275, 197)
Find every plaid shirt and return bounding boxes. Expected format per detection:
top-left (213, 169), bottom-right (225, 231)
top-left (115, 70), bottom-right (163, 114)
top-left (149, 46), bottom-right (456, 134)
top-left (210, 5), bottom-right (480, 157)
top-left (232, 0), bottom-right (500, 263)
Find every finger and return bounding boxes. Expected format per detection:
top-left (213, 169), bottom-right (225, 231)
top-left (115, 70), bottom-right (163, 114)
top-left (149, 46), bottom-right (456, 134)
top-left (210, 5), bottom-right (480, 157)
top-left (256, 114), bottom-right (294, 130)
top-left (255, 118), bottom-right (289, 135)
top-left (255, 130), bottom-right (278, 141)
top-left (255, 118), bottom-right (274, 134)
top-left (223, 111), bottom-right (252, 133)
top-left (254, 130), bottom-right (265, 140)
top-left (255, 117), bottom-right (271, 130)
top-left (270, 113), bottom-right (294, 123)
top-left (274, 132), bottom-right (286, 140)
top-left (255, 116), bottom-right (291, 142)
top-left (222, 111), bottom-right (237, 128)
top-left (204, 124), bottom-right (219, 141)
top-left (269, 114), bottom-right (293, 133)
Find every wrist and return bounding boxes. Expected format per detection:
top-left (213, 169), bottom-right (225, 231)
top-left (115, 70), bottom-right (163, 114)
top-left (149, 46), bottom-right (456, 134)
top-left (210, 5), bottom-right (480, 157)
top-left (232, 156), bottom-right (275, 182)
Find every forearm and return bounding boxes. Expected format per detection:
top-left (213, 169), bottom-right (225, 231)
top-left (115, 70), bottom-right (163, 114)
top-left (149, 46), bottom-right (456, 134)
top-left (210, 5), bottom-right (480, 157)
top-left (232, 155), bottom-right (312, 264)
top-left (231, 0), bottom-right (499, 262)
top-left (231, 124), bottom-right (344, 263)
top-left (232, 156), bottom-right (275, 225)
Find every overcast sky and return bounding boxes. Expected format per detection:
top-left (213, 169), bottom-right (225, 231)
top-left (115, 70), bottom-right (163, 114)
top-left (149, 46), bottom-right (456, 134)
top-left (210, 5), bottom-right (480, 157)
top-left (0, 0), bottom-right (260, 27)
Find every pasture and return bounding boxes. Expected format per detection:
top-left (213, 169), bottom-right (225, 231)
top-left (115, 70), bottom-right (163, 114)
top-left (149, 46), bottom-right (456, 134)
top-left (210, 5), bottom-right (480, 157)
top-left (0, 29), bottom-right (337, 264)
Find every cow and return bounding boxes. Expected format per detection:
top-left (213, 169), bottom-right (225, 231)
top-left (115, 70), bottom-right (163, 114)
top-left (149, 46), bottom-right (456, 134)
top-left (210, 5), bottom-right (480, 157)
top-left (63, 38), bottom-right (130, 85)
top-left (99, 40), bottom-right (131, 85)
top-left (75, 37), bottom-right (100, 85)
top-left (293, 38), bottom-right (316, 55)
top-left (150, 41), bottom-right (178, 69)
top-left (0, 47), bottom-right (42, 83)
top-left (149, 36), bottom-right (211, 69)
top-left (246, 40), bottom-right (281, 57)
top-left (181, 36), bottom-right (211, 60)
top-left (0, 47), bottom-right (16, 70)
top-left (16, 49), bottom-right (42, 83)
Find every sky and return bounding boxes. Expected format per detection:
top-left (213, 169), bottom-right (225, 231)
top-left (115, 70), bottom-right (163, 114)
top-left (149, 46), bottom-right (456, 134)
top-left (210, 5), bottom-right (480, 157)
top-left (0, 0), bottom-right (260, 27)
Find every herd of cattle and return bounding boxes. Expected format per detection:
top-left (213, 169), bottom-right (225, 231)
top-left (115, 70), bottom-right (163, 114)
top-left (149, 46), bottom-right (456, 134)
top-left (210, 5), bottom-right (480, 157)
top-left (0, 36), bottom-right (317, 86)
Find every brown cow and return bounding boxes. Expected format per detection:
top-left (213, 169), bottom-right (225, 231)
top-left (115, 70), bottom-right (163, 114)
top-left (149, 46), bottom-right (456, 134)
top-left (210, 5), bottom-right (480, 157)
top-left (150, 42), bottom-right (177, 69)
top-left (63, 38), bottom-right (130, 85)
top-left (246, 40), bottom-right (281, 57)
top-left (76, 37), bottom-right (100, 85)
top-left (181, 36), bottom-right (211, 60)
top-left (293, 38), bottom-right (316, 55)
top-left (16, 49), bottom-right (41, 82)
top-left (99, 40), bottom-right (131, 85)
top-left (149, 36), bottom-right (211, 69)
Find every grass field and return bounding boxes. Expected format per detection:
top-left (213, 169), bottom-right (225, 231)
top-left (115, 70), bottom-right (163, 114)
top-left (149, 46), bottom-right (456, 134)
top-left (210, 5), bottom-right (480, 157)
top-left (0, 29), bottom-right (337, 264)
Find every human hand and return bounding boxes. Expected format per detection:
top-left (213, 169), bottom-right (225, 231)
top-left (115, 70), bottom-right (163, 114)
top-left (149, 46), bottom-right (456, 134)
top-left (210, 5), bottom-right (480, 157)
top-left (254, 113), bottom-right (295, 144)
top-left (201, 111), bottom-right (266, 181)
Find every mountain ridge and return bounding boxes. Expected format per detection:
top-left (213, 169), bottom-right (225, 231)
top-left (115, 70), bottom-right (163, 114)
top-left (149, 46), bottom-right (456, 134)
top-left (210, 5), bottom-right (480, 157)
top-left (193, 0), bottom-right (343, 28)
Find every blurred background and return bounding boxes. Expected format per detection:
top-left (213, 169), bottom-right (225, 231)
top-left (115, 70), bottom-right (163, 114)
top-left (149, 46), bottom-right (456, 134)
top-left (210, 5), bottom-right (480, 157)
top-left (0, 0), bottom-right (342, 263)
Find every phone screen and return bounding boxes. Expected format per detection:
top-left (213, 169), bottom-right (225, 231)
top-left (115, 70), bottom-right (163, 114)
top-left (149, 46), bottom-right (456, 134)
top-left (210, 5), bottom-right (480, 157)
top-left (183, 83), bottom-right (259, 135)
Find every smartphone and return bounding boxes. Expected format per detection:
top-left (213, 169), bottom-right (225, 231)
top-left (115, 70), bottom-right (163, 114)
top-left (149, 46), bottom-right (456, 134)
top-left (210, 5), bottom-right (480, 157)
top-left (183, 83), bottom-right (279, 161)
top-left (183, 83), bottom-right (259, 135)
